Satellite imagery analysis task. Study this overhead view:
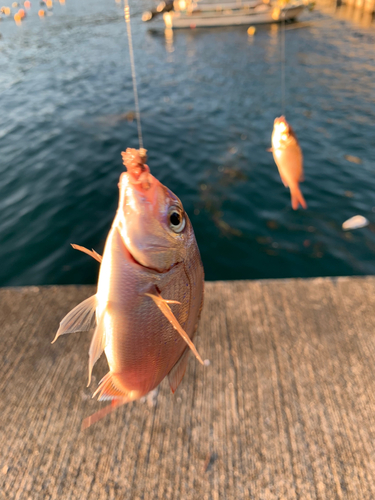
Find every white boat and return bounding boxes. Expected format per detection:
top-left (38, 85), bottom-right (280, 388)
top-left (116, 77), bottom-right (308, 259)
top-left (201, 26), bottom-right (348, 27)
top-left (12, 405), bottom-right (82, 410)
top-left (144, 0), bottom-right (306, 29)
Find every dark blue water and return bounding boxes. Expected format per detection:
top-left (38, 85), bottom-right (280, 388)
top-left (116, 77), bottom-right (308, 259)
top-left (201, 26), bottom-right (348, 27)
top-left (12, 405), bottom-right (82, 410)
top-left (0, 0), bottom-right (374, 286)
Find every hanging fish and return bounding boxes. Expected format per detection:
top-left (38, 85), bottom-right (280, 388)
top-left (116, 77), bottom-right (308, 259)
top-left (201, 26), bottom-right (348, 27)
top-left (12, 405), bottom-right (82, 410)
top-left (270, 116), bottom-right (307, 210)
top-left (53, 148), bottom-right (204, 428)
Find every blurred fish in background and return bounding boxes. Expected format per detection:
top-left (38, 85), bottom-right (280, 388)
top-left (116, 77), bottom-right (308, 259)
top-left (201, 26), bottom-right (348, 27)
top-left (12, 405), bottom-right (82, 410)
top-left (271, 116), bottom-right (307, 210)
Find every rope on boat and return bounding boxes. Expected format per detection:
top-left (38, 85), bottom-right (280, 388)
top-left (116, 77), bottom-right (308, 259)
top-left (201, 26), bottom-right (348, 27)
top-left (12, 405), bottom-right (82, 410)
top-left (124, 0), bottom-right (144, 150)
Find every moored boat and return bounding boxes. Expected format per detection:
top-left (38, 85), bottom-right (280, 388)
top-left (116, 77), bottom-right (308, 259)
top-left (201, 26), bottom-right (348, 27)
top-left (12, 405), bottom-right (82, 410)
top-left (143, 0), bottom-right (306, 29)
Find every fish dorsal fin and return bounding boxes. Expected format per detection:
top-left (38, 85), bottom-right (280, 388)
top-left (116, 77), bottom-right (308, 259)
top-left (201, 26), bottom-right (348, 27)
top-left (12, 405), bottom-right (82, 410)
top-left (168, 347), bottom-right (190, 394)
top-left (52, 295), bottom-right (97, 343)
top-left (87, 314), bottom-right (107, 387)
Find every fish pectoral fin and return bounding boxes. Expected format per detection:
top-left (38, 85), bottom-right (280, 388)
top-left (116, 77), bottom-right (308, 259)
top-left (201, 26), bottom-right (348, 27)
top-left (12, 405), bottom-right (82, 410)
top-left (168, 347), bottom-right (190, 394)
top-left (71, 244), bottom-right (103, 263)
top-left (87, 317), bottom-right (107, 387)
top-left (145, 292), bottom-right (204, 365)
top-left (81, 397), bottom-right (130, 430)
top-left (52, 294), bottom-right (97, 343)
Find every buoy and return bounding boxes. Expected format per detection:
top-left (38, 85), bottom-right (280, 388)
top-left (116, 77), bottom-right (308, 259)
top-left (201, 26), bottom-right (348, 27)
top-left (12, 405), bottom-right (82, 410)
top-left (12, 1), bottom-right (18, 7)
top-left (14, 11), bottom-right (21, 23)
top-left (1, 7), bottom-right (11, 15)
top-left (18, 7), bottom-right (25, 17)
top-left (247, 26), bottom-right (256, 35)
top-left (24, 0), bottom-right (31, 8)
top-left (38, 7), bottom-right (44, 15)
top-left (45, 0), bottom-right (52, 7)
top-left (342, 215), bottom-right (369, 231)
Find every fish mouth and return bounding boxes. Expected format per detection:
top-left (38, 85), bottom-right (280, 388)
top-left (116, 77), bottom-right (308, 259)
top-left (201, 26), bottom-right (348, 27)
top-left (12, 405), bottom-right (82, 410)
top-left (274, 115), bottom-right (286, 124)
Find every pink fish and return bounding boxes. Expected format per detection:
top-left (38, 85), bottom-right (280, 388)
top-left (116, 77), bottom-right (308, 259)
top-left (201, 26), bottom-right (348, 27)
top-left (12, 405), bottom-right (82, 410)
top-left (271, 116), bottom-right (307, 210)
top-left (53, 148), bottom-right (204, 428)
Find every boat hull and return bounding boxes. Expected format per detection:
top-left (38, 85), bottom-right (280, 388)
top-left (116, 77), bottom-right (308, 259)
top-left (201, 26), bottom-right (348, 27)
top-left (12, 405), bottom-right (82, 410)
top-left (162, 4), bottom-right (305, 28)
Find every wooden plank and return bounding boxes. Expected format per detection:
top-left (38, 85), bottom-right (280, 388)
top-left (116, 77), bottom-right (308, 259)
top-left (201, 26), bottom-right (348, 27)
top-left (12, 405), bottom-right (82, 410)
top-left (1, 278), bottom-right (375, 499)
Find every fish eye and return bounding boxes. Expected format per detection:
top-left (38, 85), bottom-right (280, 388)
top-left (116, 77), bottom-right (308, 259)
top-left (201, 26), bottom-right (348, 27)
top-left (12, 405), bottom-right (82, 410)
top-left (168, 207), bottom-right (186, 233)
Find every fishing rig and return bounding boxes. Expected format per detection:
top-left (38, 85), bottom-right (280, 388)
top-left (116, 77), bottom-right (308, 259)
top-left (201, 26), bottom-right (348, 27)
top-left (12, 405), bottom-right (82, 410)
top-left (280, 9), bottom-right (286, 116)
top-left (124, 0), bottom-right (144, 151)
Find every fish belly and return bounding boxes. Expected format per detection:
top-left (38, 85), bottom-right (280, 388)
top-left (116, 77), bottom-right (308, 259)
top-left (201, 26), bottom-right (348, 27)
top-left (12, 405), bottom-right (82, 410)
top-left (274, 145), bottom-right (303, 187)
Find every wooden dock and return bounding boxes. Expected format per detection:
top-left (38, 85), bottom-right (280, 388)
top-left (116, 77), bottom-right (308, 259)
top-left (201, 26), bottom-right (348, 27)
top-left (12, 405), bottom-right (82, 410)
top-left (2, 277), bottom-right (375, 499)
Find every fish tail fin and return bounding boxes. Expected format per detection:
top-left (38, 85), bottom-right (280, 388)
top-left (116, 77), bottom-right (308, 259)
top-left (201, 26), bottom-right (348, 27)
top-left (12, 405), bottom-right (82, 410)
top-left (81, 372), bottom-right (140, 429)
top-left (290, 185), bottom-right (307, 210)
top-left (81, 398), bottom-right (126, 430)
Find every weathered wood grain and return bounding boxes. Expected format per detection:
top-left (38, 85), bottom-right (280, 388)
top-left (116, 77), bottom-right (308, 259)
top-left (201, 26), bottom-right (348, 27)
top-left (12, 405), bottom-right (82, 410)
top-left (1, 277), bottom-right (375, 499)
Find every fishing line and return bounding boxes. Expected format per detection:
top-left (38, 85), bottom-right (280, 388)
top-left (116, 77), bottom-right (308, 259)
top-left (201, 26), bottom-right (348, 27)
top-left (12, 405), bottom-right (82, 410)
top-left (124, 0), bottom-right (144, 149)
top-left (280, 10), bottom-right (286, 116)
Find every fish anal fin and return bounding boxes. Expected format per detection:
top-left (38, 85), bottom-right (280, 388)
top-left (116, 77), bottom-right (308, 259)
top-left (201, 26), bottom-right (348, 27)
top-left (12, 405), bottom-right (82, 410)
top-left (52, 294), bottom-right (97, 343)
top-left (145, 292), bottom-right (204, 365)
top-left (92, 371), bottom-right (130, 401)
top-left (82, 373), bottom-right (138, 429)
top-left (279, 172), bottom-right (288, 187)
top-left (71, 244), bottom-right (102, 263)
top-left (168, 348), bottom-right (190, 394)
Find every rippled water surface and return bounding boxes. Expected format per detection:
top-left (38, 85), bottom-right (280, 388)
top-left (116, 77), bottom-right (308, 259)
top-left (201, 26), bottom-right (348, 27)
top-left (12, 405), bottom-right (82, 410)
top-left (0, 0), bottom-right (374, 285)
